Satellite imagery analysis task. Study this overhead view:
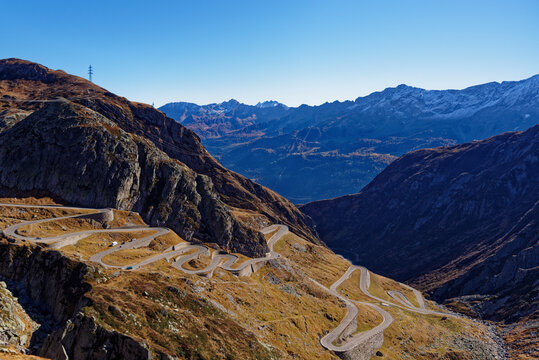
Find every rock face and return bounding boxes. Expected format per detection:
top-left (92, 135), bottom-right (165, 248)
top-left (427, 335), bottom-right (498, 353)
top-left (301, 125), bottom-right (539, 324)
top-left (0, 58), bottom-right (320, 256)
top-left (0, 241), bottom-right (150, 359)
top-left (40, 314), bottom-right (150, 360)
top-left (336, 332), bottom-right (383, 360)
top-left (160, 75), bottom-right (539, 202)
top-left (0, 243), bottom-right (90, 324)
top-left (0, 281), bottom-right (37, 352)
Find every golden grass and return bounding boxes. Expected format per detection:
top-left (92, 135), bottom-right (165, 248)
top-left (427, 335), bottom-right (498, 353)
top-left (101, 248), bottom-right (158, 266)
top-left (62, 231), bottom-right (156, 260)
top-left (109, 209), bottom-right (146, 227)
top-left (0, 206), bottom-right (92, 224)
top-left (227, 252), bottom-right (251, 269)
top-left (368, 273), bottom-right (421, 308)
top-left (354, 302), bottom-right (383, 332)
top-left (0, 354), bottom-right (50, 360)
top-left (264, 228), bottom-right (279, 241)
top-left (0, 197), bottom-right (495, 360)
top-left (181, 253), bottom-right (212, 270)
top-left (336, 268), bottom-right (374, 302)
top-left (375, 305), bottom-right (489, 359)
top-left (274, 232), bottom-right (350, 288)
top-left (16, 216), bottom-right (99, 237)
top-left (85, 266), bottom-right (278, 360)
top-left (148, 231), bottom-right (184, 251)
top-left (201, 265), bottom-right (346, 360)
top-left (0, 217), bottom-right (22, 229)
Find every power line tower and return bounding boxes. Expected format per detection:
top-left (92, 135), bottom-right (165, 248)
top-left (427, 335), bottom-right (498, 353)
top-left (88, 65), bottom-right (93, 82)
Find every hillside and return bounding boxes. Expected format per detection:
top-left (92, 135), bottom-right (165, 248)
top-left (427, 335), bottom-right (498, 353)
top-left (301, 125), bottom-right (539, 357)
top-left (0, 58), bottom-right (319, 256)
top-left (160, 76), bottom-right (539, 202)
top-left (0, 198), bottom-right (503, 359)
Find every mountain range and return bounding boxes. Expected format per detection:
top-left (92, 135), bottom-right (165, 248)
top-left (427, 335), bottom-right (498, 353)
top-left (160, 75), bottom-right (539, 202)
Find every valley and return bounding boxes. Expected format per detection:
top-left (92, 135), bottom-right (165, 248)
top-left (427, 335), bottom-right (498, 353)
top-left (160, 76), bottom-right (538, 202)
top-left (0, 59), bottom-right (534, 359)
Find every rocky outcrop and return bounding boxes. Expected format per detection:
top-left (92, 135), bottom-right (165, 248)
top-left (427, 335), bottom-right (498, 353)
top-left (0, 242), bottom-right (90, 324)
top-left (0, 241), bottom-right (149, 359)
top-left (40, 314), bottom-right (150, 360)
top-left (0, 100), bottom-right (267, 256)
top-left (0, 281), bottom-right (37, 352)
top-left (336, 332), bottom-right (384, 360)
top-left (301, 125), bottom-right (539, 324)
top-left (0, 58), bottom-right (320, 250)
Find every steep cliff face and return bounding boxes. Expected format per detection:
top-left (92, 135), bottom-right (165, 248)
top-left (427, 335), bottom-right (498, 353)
top-left (0, 241), bottom-right (150, 360)
top-left (0, 101), bottom-right (267, 256)
top-left (0, 242), bottom-right (90, 324)
top-left (0, 282), bottom-right (37, 352)
top-left (0, 58), bottom-right (320, 254)
top-left (301, 125), bottom-right (539, 324)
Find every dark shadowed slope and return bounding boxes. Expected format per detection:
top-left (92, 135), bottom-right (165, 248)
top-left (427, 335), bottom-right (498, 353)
top-left (301, 125), bottom-right (538, 326)
top-left (0, 58), bottom-right (320, 256)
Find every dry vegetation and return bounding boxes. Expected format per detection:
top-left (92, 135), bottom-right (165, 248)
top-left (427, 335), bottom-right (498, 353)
top-left (0, 206), bottom-right (93, 230)
top-left (181, 253), bottom-right (213, 271)
top-left (369, 273), bottom-right (421, 308)
top-left (16, 216), bottom-right (99, 237)
top-left (0, 354), bottom-right (49, 360)
top-left (0, 198), bottom-right (502, 359)
top-left (108, 209), bottom-right (146, 227)
top-left (274, 233), bottom-right (350, 287)
top-left (62, 231), bottom-right (157, 261)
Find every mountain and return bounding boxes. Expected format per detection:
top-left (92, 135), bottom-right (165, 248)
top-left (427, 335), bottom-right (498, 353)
top-left (0, 58), bottom-right (319, 256)
top-left (158, 99), bottom-right (289, 139)
top-left (0, 58), bottom-right (513, 360)
top-left (301, 125), bottom-right (538, 354)
top-left (160, 76), bottom-right (539, 202)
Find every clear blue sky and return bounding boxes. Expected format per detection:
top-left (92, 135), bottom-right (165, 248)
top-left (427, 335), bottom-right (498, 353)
top-left (2, 0), bottom-right (538, 107)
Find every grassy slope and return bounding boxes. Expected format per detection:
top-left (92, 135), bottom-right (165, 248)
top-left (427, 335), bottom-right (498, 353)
top-left (0, 200), bottom-right (501, 359)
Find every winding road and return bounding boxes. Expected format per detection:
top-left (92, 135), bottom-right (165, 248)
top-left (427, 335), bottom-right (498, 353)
top-left (0, 202), bottom-right (455, 357)
top-left (1, 203), bottom-right (284, 277)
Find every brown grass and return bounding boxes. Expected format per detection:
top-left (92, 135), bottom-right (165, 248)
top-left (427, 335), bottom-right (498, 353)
top-left (368, 273), bottom-right (421, 308)
top-left (109, 209), bottom-right (146, 227)
top-left (375, 305), bottom-right (491, 359)
top-left (0, 197), bottom-right (496, 360)
top-left (0, 206), bottom-right (94, 232)
top-left (61, 231), bottom-right (156, 261)
top-left (148, 231), bottom-right (184, 251)
top-left (181, 253), bottom-right (212, 271)
top-left (16, 216), bottom-right (99, 237)
top-left (274, 232), bottom-right (350, 288)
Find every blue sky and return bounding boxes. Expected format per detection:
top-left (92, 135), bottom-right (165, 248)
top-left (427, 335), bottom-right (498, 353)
top-left (2, 0), bottom-right (538, 107)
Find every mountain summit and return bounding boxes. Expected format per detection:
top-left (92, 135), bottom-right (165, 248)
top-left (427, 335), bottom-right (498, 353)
top-left (0, 58), bottom-right (319, 256)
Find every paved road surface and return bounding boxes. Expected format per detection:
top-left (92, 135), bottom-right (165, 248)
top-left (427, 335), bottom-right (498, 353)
top-left (0, 202), bottom-right (454, 356)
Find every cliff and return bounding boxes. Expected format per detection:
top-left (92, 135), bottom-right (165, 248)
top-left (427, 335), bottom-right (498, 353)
top-left (0, 241), bottom-right (150, 359)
